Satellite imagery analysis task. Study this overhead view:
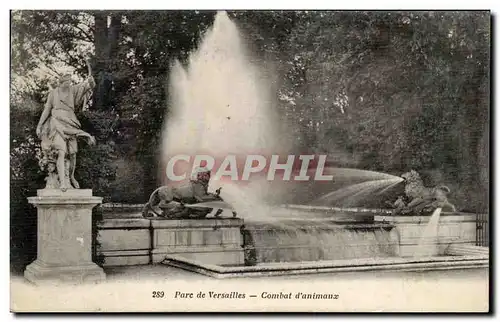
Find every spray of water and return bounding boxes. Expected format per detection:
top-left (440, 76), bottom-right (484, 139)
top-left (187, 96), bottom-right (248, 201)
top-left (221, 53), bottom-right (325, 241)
top-left (311, 178), bottom-right (404, 207)
top-left (161, 11), bottom-right (294, 213)
top-left (413, 208), bottom-right (442, 258)
top-left (162, 11), bottom-right (284, 175)
top-left (314, 167), bottom-right (402, 181)
top-left (216, 181), bottom-right (276, 220)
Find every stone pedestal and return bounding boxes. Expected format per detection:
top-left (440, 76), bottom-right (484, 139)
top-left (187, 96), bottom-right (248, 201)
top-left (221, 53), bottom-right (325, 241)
top-left (24, 189), bottom-right (105, 285)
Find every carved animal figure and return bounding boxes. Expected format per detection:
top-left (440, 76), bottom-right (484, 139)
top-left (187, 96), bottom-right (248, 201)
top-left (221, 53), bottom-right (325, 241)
top-left (142, 168), bottom-right (236, 219)
top-left (399, 170), bottom-right (456, 213)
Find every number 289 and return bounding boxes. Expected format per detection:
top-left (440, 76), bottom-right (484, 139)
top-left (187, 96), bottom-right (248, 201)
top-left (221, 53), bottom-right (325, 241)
top-left (152, 291), bottom-right (164, 298)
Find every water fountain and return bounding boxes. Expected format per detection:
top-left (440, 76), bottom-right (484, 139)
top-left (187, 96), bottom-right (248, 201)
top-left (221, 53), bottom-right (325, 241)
top-left (96, 11), bottom-right (488, 277)
top-left (161, 11), bottom-right (287, 185)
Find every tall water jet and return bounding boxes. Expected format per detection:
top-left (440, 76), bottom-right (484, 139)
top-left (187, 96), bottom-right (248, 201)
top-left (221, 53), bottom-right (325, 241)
top-left (161, 11), bottom-right (290, 210)
top-left (163, 12), bottom-right (284, 177)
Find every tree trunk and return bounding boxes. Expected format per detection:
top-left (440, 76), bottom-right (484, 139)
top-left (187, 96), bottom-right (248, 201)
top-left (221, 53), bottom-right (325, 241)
top-left (92, 12), bottom-right (121, 111)
top-left (107, 14), bottom-right (121, 60)
top-left (92, 12), bottom-right (108, 110)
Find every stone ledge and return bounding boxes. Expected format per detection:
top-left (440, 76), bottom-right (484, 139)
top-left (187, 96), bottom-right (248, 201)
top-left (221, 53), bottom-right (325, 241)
top-left (152, 245), bottom-right (243, 254)
top-left (151, 218), bottom-right (244, 228)
top-left (98, 218), bottom-right (243, 230)
top-left (162, 254), bottom-right (489, 279)
top-left (28, 196), bottom-right (103, 205)
top-left (153, 251), bottom-right (244, 266)
top-left (398, 238), bottom-right (474, 246)
top-left (99, 218), bottom-right (151, 229)
top-left (375, 214), bottom-right (478, 223)
top-left (101, 249), bottom-right (150, 257)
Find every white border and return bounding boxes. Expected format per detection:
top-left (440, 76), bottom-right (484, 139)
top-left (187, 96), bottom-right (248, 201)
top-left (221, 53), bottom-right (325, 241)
top-left (2, 1), bottom-right (498, 321)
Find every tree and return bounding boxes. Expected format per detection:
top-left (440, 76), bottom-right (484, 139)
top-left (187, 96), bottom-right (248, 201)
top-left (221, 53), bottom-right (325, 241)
top-left (275, 11), bottom-right (489, 211)
top-left (111, 10), bottom-right (216, 197)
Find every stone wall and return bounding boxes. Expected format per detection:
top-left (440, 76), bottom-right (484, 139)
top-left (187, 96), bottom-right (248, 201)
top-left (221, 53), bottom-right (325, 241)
top-left (374, 213), bottom-right (478, 257)
top-left (97, 218), bottom-right (244, 267)
top-left (98, 218), bottom-right (151, 266)
top-left (97, 210), bottom-right (483, 267)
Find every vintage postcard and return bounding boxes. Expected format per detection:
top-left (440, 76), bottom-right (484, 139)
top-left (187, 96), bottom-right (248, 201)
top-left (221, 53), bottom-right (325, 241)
top-left (9, 9), bottom-right (490, 313)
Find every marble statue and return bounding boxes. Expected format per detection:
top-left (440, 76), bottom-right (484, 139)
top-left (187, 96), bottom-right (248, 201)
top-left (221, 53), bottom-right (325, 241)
top-left (36, 58), bottom-right (96, 191)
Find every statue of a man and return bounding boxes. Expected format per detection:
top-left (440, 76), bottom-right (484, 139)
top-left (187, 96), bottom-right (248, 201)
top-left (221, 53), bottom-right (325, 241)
top-left (36, 58), bottom-right (96, 191)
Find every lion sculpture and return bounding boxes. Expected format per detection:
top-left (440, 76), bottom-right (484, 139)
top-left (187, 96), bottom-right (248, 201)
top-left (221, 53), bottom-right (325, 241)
top-left (142, 167), bottom-right (237, 219)
top-left (389, 170), bottom-right (456, 215)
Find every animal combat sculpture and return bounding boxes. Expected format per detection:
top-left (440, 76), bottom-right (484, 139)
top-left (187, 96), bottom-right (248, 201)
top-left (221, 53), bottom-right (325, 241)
top-left (142, 167), bottom-right (237, 219)
top-left (389, 170), bottom-right (456, 215)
